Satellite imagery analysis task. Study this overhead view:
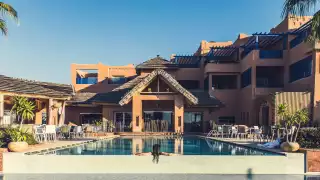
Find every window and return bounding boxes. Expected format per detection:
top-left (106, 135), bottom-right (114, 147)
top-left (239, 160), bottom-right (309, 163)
top-left (178, 80), bottom-right (199, 89)
top-left (218, 116), bottom-right (235, 125)
top-left (184, 112), bottom-right (202, 132)
top-left (289, 56), bottom-right (312, 82)
top-left (290, 30), bottom-right (309, 49)
top-left (212, 75), bottom-right (237, 89)
top-left (241, 68), bottom-right (252, 88)
top-left (108, 76), bottom-right (127, 84)
top-left (76, 69), bottom-right (98, 84)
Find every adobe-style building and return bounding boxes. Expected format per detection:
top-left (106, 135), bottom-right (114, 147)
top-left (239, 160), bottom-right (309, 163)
top-left (67, 15), bottom-right (320, 133)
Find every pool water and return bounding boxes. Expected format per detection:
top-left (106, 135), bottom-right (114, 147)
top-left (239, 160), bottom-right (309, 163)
top-left (53, 136), bottom-right (280, 156)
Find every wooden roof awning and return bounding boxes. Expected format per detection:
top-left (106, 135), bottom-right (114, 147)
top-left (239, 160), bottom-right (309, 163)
top-left (0, 75), bottom-right (74, 99)
top-left (118, 69), bottom-right (198, 106)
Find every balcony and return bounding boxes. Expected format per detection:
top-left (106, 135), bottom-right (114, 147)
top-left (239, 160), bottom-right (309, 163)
top-left (76, 77), bottom-right (98, 84)
top-left (259, 50), bottom-right (283, 59)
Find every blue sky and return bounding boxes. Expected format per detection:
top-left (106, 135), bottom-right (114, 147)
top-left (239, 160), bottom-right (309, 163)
top-left (0, 0), bottom-right (285, 84)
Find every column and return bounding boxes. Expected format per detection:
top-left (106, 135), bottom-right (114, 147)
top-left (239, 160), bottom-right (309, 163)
top-left (132, 95), bottom-right (142, 132)
top-left (48, 98), bottom-right (53, 125)
top-left (58, 101), bottom-right (66, 125)
top-left (174, 95), bottom-right (184, 133)
top-left (0, 94), bottom-right (4, 125)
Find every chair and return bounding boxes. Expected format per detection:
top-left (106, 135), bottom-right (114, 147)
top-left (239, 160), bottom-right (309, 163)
top-left (60, 125), bottom-right (71, 139)
top-left (45, 125), bottom-right (57, 142)
top-left (230, 126), bottom-right (238, 138)
top-left (84, 125), bottom-right (94, 137)
top-left (237, 125), bottom-right (248, 139)
top-left (33, 125), bottom-right (46, 143)
top-left (252, 126), bottom-right (262, 141)
top-left (74, 126), bottom-right (84, 138)
top-left (217, 126), bottom-right (224, 138)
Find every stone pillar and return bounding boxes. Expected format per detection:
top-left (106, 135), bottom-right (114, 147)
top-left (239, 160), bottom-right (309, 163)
top-left (48, 98), bottom-right (53, 125)
top-left (132, 95), bottom-right (142, 132)
top-left (174, 95), bottom-right (184, 133)
top-left (0, 94), bottom-right (3, 125)
top-left (58, 101), bottom-right (66, 125)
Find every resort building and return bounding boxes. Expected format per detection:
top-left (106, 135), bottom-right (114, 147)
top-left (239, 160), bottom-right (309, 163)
top-left (67, 15), bottom-right (319, 133)
top-left (0, 15), bottom-right (318, 133)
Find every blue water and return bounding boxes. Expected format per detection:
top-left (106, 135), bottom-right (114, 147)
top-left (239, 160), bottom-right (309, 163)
top-left (54, 136), bottom-right (280, 156)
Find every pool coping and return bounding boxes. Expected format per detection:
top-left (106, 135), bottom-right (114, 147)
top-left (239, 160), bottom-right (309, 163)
top-left (200, 136), bottom-right (288, 156)
top-left (25, 134), bottom-right (288, 156)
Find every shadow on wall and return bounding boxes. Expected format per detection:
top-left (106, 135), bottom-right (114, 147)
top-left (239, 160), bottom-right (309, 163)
top-left (78, 75), bottom-right (137, 93)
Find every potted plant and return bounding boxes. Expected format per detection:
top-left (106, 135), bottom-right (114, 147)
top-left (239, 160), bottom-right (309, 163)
top-left (5, 127), bottom-right (28, 152)
top-left (277, 103), bottom-right (309, 152)
top-left (11, 96), bottom-right (35, 130)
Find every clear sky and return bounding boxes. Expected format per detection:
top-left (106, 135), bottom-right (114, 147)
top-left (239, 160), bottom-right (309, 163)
top-left (0, 0), bottom-right (285, 84)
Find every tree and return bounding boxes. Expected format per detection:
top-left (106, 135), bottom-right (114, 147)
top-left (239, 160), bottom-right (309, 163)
top-left (276, 103), bottom-right (309, 143)
top-left (282, 0), bottom-right (320, 42)
top-left (11, 96), bottom-right (35, 130)
top-left (0, 2), bottom-right (18, 36)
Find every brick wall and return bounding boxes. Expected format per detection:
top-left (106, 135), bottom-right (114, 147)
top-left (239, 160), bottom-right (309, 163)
top-left (0, 148), bottom-right (8, 172)
top-left (300, 148), bottom-right (320, 172)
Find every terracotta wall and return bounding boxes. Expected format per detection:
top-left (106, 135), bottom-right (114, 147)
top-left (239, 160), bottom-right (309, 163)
top-left (71, 63), bottom-right (136, 93)
top-left (65, 106), bottom-right (102, 125)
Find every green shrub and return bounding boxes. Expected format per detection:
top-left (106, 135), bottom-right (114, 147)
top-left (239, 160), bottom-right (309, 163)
top-left (296, 128), bottom-right (320, 148)
top-left (0, 127), bottom-right (38, 147)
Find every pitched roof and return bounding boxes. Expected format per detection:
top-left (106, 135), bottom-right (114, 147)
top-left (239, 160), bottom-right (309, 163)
top-left (118, 69), bottom-right (198, 106)
top-left (68, 92), bottom-right (97, 103)
top-left (136, 55), bottom-right (178, 69)
top-left (189, 91), bottom-right (223, 107)
top-left (0, 75), bottom-right (74, 99)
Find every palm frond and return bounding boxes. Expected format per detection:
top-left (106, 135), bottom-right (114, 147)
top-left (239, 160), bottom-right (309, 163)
top-left (0, 2), bottom-right (18, 22)
top-left (281, 0), bottom-right (318, 18)
top-left (307, 10), bottom-right (320, 42)
top-left (0, 19), bottom-right (7, 36)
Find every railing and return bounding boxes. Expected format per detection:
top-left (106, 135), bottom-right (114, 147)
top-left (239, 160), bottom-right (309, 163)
top-left (256, 78), bottom-right (283, 88)
top-left (259, 50), bottom-right (283, 59)
top-left (76, 77), bottom-right (98, 84)
top-left (290, 31), bottom-right (308, 49)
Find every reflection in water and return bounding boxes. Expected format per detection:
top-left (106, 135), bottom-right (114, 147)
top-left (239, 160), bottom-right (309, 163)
top-left (44, 136), bottom-right (278, 156)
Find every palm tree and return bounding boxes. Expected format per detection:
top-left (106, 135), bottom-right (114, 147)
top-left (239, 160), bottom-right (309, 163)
top-left (282, 0), bottom-right (320, 42)
top-left (0, 2), bottom-right (18, 36)
top-left (11, 96), bottom-right (35, 130)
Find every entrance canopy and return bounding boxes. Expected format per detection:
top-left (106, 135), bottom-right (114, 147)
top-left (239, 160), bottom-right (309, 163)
top-left (118, 69), bottom-right (198, 106)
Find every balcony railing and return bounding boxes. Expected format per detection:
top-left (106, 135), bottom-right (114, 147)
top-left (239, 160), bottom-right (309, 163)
top-left (259, 50), bottom-right (283, 59)
top-left (76, 77), bottom-right (98, 84)
top-left (256, 78), bottom-right (283, 88)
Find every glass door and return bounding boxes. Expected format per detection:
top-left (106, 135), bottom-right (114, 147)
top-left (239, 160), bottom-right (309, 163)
top-left (184, 112), bottom-right (203, 132)
top-left (114, 112), bottom-right (132, 132)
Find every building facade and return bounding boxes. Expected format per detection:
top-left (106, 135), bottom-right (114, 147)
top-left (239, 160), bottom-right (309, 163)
top-left (67, 15), bottom-right (320, 133)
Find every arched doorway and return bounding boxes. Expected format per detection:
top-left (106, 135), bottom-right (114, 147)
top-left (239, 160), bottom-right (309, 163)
top-left (259, 101), bottom-right (270, 126)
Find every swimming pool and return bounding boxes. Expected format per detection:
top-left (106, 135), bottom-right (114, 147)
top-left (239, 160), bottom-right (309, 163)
top-left (53, 136), bottom-right (280, 156)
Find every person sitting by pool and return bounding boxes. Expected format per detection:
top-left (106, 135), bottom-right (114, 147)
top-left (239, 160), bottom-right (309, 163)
top-left (134, 144), bottom-right (180, 163)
